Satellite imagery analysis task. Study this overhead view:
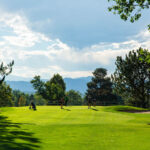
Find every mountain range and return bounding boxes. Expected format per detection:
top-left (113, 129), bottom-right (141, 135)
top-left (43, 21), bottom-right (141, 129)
top-left (6, 77), bottom-right (92, 94)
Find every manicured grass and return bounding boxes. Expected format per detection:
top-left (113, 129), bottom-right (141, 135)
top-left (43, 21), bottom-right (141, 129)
top-left (0, 106), bottom-right (150, 150)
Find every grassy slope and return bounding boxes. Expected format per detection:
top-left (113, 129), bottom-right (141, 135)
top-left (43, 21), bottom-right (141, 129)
top-left (0, 106), bottom-right (150, 150)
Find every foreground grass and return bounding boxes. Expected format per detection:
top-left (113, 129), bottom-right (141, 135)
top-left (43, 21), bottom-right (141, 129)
top-left (0, 106), bottom-right (150, 150)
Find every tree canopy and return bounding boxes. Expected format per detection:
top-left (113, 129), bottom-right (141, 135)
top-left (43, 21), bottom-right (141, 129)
top-left (66, 90), bottom-right (83, 105)
top-left (108, 0), bottom-right (150, 30)
top-left (31, 74), bottom-right (66, 105)
top-left (86, 68), bottom-right (119, 105)
top-left (30, 75), bottom-right (46, 97)
top-left (111, 47), bottom-right (150, 108)
top-left (0, 82), bottom-right (13, 107)
top-left (0, 60), bottom-right (14, 84)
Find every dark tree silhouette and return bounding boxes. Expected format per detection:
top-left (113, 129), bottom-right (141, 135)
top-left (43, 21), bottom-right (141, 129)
top-left (0, 60), bottom-right (14, 84)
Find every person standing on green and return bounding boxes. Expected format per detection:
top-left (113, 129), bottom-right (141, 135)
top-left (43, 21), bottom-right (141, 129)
top-left (60, 97), bottom-right (64, 109)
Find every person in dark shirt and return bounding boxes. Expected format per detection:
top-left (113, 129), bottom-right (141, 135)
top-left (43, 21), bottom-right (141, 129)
top-left (29, 100), bottom-right (37, 111)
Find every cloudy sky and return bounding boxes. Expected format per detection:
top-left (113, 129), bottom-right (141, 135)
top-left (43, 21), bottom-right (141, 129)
top-left (0, 0), bottom-right (150, 80)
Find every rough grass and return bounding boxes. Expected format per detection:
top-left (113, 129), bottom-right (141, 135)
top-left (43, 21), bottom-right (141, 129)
top-left (0, 106), bottom-right (150, 150)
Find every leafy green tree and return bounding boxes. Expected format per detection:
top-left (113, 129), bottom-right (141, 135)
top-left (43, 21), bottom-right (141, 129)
top-left (49, 74), bottom-right (66, 91)
top-left (18, 95), bottom-right (26, 107)
top-left (12, 90), bottom-right (30, 106)
top-left (31, 74), bottom-right (66, 105)
top-left (108, 0), bottom-right (150, 30)
top-left (86, 68), bottom-right (118, 105)
top-left (66, 90), bottom-right (83, 105)
top-left (108, 0), bottom-right (150, 64)
top-left (44, 74), bottom-right (66, 104)
top-left (0, 61), bottom-right (14, 84)
top-left (0, 82), bottom-right (13, 107)
top-left (12, 90), bottom-right (22, 106)
top-left (111, 48), bottom-right (150, 108)
top-left (12, 90), bottom-right (47, 106)
top-left (139, 48), bottom-right (150, 64)
top-left (48, 83), bottom-right (65, 104)
top-left (30, 76), bottom-right (46, 97)
top-left (34, 94), bottom-right (47, 105)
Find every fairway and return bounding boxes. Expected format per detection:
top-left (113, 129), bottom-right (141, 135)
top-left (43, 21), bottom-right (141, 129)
top-left (0, 106), bottom-right (150, 150)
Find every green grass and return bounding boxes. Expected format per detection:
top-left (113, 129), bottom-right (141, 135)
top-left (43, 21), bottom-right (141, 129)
top-left (0, 106), bottom-right (150, 150)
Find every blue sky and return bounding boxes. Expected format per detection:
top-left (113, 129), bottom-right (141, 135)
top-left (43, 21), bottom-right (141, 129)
top-left (0, 0), bottom-right (150, 80)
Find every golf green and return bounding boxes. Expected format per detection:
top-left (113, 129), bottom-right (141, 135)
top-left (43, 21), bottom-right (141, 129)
top-left (0, 106), bottom-right (150, 150)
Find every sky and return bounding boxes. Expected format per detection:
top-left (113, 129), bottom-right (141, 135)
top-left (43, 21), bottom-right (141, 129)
top-left (0, 0), bottom-right (150, 80)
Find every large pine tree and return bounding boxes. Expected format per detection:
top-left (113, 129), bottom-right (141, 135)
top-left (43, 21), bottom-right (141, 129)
top-left (112, 48), bottom-right (150, 108)
top-left (86, 68), bottom-right (118, 106)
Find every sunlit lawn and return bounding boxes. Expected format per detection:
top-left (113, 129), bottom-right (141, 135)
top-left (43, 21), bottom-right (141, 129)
top-left (0, 106), bottom-right (150, 150)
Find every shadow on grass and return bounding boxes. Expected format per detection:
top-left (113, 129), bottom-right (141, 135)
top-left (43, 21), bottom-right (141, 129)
top-left (0, 114), bottom-right (40, 150)
top-left (63, 108), bottom-right (71, 111)
top-left (91, 108), bottom-right (99, 111)
top-left (102, 105), bottom-right (150, 113)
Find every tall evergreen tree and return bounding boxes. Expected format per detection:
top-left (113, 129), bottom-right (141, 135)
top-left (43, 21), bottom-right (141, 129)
top-left (111, 48), bottom-right (150, 108)
top-left (86, 68), bottom-right (117, 106)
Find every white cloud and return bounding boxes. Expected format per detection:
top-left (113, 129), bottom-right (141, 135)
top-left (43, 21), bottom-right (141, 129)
top-left (0, 13), bottom-right (51, 48)
top-left (12, 65), bottom-right (92, 79)
top-left (0, 11), bottom-right (150, 79)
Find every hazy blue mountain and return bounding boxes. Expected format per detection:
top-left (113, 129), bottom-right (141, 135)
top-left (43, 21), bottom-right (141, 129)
top-left (6, 75), bottom-right (32, 81)
top-left (6, 77), bottom-right (92, 94)
top-left (64, 77), bottom-right (91, 94)
top-left (6, 81), bottom-right (35, 94)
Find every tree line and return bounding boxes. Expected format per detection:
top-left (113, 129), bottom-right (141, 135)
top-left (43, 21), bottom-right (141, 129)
top-left (1, 0), bottom-right (150, 108)
top-left (0, 48), bottom-right (150, 108)
top-left (0, 83), bottom-right (84, 107)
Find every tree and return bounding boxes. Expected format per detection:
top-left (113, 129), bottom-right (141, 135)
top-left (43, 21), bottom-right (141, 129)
top-left (31, 74), bottom-right (66, 105)
top-left (0, 60), bottom-right (14, 84)
top-left (49, 74), bottom-right (66, 91)
top-left (34, 94), bottom-right (47, 105)
top-left (30, 75), bottom-right (46, 97)
top-left (18, 95), bottom-right (26, 107)
top-left (12, 90), bottom-right (23, 107)
top-left (0, 82), bottom-right (13, 107)
top-left (45, 74), bottom-right (66, 104)
top-left (108, 0), bottom-right (150, 30)
top-left (66, 90), bottom-right (83, 105)
top-left (86, 68), bottom-right (118, 106)
top-left (12, 90), bottom-right (47, 106)
top-left (108, 0), bottom-right (150, 64)
top-left (12, 90), bottom-right (31, 106)
top-left (111, 47), bottom-right (150, 108)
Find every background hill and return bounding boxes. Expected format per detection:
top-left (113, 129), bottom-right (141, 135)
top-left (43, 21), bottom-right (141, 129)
top-left (6, 77), bottom-right (92, 94)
